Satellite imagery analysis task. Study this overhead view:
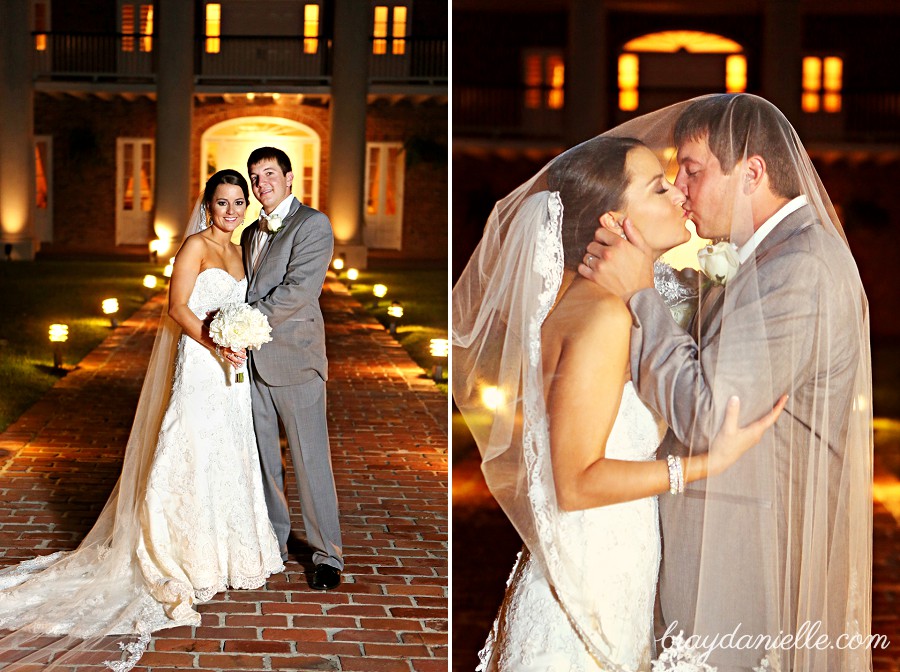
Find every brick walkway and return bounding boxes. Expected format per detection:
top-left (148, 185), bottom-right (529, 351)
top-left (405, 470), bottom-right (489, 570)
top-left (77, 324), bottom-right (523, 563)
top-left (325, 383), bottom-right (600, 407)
top-left (452, 413), bottom-right (900, 672)
top-left (0, 276), bottom-right (448, 672)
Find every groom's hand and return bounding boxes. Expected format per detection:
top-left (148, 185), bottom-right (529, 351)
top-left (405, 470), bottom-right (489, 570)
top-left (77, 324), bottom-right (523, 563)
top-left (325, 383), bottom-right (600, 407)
top-left (578, 218), bottom-right (655, 303)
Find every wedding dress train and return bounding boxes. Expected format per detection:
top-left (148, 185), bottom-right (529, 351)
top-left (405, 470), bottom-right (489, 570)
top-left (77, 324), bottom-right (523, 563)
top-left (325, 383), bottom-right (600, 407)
top-left (0, 268), bottom-right (282, 670)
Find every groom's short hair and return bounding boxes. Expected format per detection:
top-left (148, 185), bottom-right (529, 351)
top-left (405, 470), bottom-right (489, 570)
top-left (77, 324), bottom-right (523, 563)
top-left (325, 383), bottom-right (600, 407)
top-left (674, 94), bottom-right (801, 199)
top-left (248, 147), bottom-right (293, 176)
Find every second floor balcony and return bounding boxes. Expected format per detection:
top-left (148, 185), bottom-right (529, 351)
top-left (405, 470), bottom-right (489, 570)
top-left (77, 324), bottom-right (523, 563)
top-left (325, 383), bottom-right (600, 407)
top-left (31, 32), bottom-right (447, 90)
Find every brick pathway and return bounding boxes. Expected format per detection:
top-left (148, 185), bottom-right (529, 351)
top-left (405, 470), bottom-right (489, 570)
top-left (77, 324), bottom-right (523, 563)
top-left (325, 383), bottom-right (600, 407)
top-left (452, 413), bottom-right (900, 672)
top-left (0, 276), bottom-right (448, 672)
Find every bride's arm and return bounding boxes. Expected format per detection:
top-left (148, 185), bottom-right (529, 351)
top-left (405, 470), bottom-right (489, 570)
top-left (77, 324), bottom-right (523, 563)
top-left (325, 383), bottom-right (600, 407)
top-left (167, 237), bottom-right (218, 353)
top-left (549, 292), bottom-right (785, 512)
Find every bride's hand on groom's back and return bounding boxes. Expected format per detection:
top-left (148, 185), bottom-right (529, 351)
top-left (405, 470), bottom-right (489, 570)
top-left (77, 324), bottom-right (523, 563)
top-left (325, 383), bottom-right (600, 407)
top-left (707, 394), bottom-right (788, 477)
top-left (578, 217), bottom-right (655, 303)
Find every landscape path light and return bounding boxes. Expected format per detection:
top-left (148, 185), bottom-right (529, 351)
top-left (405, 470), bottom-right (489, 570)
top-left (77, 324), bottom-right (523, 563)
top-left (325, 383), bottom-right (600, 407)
top-left (429, 337), bottom-right (448, 382)
top-left (387, 301), bottom-right (403, 335)
top-left (102, 298), bottom-right (120, 328)
top-left (48, 323), bottom-right (69, 370)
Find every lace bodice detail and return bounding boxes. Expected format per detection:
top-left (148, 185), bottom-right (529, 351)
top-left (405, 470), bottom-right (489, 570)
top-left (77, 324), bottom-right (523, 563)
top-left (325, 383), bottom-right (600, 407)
top-left (187, 267), bottom-right (247, 319)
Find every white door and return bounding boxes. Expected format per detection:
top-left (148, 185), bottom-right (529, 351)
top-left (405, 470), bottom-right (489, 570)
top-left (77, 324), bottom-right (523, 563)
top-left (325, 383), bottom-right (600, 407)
top-left (34, 136), bottom-right (53, 243)
top-left (364, 142), bottom-right (404, 250)
top-left (116, 138), bottom-right (154, 245)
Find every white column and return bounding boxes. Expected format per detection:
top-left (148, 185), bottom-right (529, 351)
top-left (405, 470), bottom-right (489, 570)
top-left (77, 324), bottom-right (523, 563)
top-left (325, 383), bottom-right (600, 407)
top-left (328, 0), bottom-right (369, 269)
top-left (565, 0), bottom-right (608, 148)
top-left (0, 0), bottom-right (36, 259)
top-left (153, 0), bottom-right (194, 258)
top-left (763, 0), bottom-right (801, 126)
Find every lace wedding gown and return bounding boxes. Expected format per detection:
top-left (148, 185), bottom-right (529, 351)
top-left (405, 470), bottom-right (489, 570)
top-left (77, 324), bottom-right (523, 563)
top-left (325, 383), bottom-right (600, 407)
top-left (478, 383), bottom-right (667, 672)
top-left (0, 268), bottom-right (283, 669)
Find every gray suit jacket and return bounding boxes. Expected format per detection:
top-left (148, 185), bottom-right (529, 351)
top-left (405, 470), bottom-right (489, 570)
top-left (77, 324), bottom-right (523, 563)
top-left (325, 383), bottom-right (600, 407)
top-left (630, 206), bottom-right (864, 666)
top-left (241, 198), bottom-right (334, 386)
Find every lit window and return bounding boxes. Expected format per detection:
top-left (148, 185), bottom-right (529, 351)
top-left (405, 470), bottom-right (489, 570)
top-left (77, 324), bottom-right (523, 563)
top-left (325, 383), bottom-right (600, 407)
top-left (303, 4), bottom-right (319, 55)
top-left (35, 143), bottom-right (48, 209)
top-left (140, 5), bottom-right (153, 53)
top-left (618, 54), bottom-right (639, 111)
top-left (34, 1), bottom-right (49, 51)
top-left (206, 3), bottom-right (221, 54)
top-left (392, 6), bottom-right (407, 56)
top-left (373, 6), bottom-right (388, 55)
top-left (524, 51), bottom-right (565, 110)
top-left (121, 4), bottom-right (135, 52)
top-left (725, 55), bottom-right (746, 93)
top-left (803, 55), bottom-right (842, 113)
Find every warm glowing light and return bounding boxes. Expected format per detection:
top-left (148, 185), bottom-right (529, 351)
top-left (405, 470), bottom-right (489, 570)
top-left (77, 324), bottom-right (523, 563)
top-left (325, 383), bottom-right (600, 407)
top-left (392, 6), bottom-right (407, 55)
top-left (48, 324), bottom-right (69, 343)
top-left (618, 54), bottom-right (639, 111)
top-left (163, 264), bottom-right (174, 278)
top-left (205, 3), bottom-right (221, 54)
top-left (149, 239), bottom-right (165, 254)
top-left (430, 338), bottom-right (449, 358)
top-left (547, 57), bottom-right (565, 109)
top-left (304, 3), bottom-right (320, 54)
top-left (387, 303), bottom-right (404, 319)
top-left (373, 6), bottom-right (388, 55)
top-left (373, 284), bottom-right (388, 298)
top-left (623, 31), bottom-right (743, 54)
top-left (481, 385), bottom-right (504, 411)
top-left (246, 92), bottom-right (255, 102)
top-left (143, 275), bottom-right (158, 289)
top-left (823, 57), bottom-right (842, 91)
top-left (102, 299), bottom-right (119, 315)
top-left (802, 91), bottom-right (820, 113)
top-left (272, 92), bottom-right (281, 101)
top-left (823, 93), bottom-right (842, 113)
top-left (333, 257), bottom-right (345, 271)
top-left (347, 268), bottom-right (359, 281)
top-left (169, 257), bottom-right (175, 265)
top-left (725, 55), bottom-right (746, 93)
top-left (141, 5), bottom-right (154, 52)
top-left (803, 57), bottom-right (822, 91)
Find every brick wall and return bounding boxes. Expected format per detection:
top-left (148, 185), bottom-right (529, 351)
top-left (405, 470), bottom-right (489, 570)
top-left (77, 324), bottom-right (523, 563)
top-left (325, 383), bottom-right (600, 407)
top-left (35, 93), bottom-right (156, 253)
top-left (367, 99), bottom-right (448, 260)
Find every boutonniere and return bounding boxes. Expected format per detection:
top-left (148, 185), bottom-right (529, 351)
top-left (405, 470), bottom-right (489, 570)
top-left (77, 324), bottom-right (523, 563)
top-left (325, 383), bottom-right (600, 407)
top-left (260, 211), bottom-right (284, 234)
top-left (697, 241), bottom-right (740, 286)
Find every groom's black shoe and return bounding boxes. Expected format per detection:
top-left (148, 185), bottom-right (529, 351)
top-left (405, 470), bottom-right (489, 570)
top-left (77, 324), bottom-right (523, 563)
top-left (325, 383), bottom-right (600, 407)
top-left (311, 564), bottom-right (341, 591)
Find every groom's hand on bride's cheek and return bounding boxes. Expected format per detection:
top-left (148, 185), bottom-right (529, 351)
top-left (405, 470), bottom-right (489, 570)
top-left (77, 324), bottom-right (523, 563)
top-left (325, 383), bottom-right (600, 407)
top-left (578, 219), bottom-right (654, 302)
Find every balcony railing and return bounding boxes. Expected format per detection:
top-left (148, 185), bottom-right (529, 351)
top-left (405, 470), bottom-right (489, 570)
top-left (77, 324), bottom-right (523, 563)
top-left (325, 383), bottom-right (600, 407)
top-left (32, 33), bottom-right (448, 88)
top-left (368, 37), bottom-right (447, 85)
top-left (455, 85), bottom-right (900, 143)
top-left (33, 32), bottom-right (156, 81)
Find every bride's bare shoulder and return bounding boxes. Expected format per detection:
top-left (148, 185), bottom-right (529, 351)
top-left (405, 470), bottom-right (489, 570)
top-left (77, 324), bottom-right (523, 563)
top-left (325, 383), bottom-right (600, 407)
top-left (545, 279), bottom-right (631, 343)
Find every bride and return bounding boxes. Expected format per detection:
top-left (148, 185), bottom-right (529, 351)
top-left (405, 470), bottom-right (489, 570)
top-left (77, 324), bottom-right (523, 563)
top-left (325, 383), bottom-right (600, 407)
top-left (0, 169), bottom-right (283, 670)
top-left (452, 135), bottom-right (785, 671)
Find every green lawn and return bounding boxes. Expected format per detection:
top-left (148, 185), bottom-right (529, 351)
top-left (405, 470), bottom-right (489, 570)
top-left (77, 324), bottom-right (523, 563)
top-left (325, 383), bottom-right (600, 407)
top-left (344, 267), bottom-right (448, 392)
top-left (0, 261), bottom-right (164, 433)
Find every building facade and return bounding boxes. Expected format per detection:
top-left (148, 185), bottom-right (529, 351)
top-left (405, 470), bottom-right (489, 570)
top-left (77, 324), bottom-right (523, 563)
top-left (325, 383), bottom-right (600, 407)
top-left (453, 0), bottom-right (900, 337)
top-left (0, 0), bottom-right (448, 267)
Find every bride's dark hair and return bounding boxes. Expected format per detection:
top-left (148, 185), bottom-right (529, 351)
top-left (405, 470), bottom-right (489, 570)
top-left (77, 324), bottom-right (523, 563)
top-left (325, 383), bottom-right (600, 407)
top-left (203, 169), bottom-right (249, 205)
top-left (547, 136), bottom-right (643, 269)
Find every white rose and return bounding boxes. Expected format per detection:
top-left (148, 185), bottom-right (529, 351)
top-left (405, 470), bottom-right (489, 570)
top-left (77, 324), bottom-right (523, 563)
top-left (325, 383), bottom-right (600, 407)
top-left (697, 242), bottom-right (740, 286)
top-left (264, 214), bottom-right (283, 233)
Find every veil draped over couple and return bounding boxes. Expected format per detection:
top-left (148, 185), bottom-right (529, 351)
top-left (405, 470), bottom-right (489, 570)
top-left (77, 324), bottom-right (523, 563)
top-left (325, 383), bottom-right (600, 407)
top-left (0, 147), bottom-right (343, 669)
top-left (453, 94), bottom-right (872, 671)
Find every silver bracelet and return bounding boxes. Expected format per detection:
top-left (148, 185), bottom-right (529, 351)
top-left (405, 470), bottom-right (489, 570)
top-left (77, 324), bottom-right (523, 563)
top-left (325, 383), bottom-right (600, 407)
top-left (666, 455), bottom-right (684, 495)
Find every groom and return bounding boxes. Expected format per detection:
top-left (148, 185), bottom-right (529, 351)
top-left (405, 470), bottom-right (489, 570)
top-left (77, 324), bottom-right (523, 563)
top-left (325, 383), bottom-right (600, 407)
top-left (240, 146), bottom-right (343, 590)
top-left (580, 95), bottom-right (869, 668)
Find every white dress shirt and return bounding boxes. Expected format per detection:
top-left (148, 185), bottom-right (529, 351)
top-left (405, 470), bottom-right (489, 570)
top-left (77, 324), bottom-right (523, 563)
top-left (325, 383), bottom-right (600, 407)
top-left (252, 194), bottom-right (298, 268)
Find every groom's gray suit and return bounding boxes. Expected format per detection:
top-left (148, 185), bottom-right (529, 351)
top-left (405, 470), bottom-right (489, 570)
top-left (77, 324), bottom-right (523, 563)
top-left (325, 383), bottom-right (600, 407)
top-left (241, 196), bottom-right (343, 570)
top-left (629, 206), bottom-right (863, 668)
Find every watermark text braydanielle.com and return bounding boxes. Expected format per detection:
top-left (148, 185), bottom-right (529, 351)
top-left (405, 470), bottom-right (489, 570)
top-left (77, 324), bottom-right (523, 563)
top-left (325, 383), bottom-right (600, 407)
top-left (659, 620), bottom-right (890, 661)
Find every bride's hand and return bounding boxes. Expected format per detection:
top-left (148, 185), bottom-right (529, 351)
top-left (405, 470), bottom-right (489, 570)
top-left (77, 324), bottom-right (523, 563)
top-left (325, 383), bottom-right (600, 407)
top-left (707, 394), bottom-right (788, 477)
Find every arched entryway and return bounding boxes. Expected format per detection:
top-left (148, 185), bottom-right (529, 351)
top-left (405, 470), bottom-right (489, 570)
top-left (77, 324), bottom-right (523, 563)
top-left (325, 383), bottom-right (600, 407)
top-left (616, 31), bottom-right (746, 120)
top-left (201, 117), bottom-right (321, 241)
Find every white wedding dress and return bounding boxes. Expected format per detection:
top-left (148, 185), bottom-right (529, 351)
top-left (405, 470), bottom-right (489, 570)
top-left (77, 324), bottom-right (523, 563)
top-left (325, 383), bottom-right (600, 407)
top-left (478, 381), bottom-right (667, 672)
top-left (0, 268), bottom-right (282, 669)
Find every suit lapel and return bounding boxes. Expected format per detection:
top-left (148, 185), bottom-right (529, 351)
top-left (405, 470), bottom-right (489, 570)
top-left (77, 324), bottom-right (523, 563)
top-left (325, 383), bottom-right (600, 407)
top-left (249, 197), bottom-right (304, 291)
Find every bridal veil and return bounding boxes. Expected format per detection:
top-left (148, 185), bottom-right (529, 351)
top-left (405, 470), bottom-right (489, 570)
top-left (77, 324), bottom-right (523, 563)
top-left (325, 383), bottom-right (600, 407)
top-left (452, 94), bottom-right (872, 671)
top-left (0, 199), bottom-right (211, 670)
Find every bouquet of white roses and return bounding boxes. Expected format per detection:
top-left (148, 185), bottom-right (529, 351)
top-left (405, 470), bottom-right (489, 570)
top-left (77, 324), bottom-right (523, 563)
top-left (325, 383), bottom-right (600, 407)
top-left (209, 303), bottom-right (273, 382)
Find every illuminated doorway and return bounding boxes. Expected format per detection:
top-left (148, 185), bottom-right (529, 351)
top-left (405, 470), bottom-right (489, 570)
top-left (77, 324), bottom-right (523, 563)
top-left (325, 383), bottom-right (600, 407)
top-left (116, 138), bottom-right (154, 245)
top-left (364, 142), bottom-right (404, 250)
top-left (201, 117), bottom-right (321, 243)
